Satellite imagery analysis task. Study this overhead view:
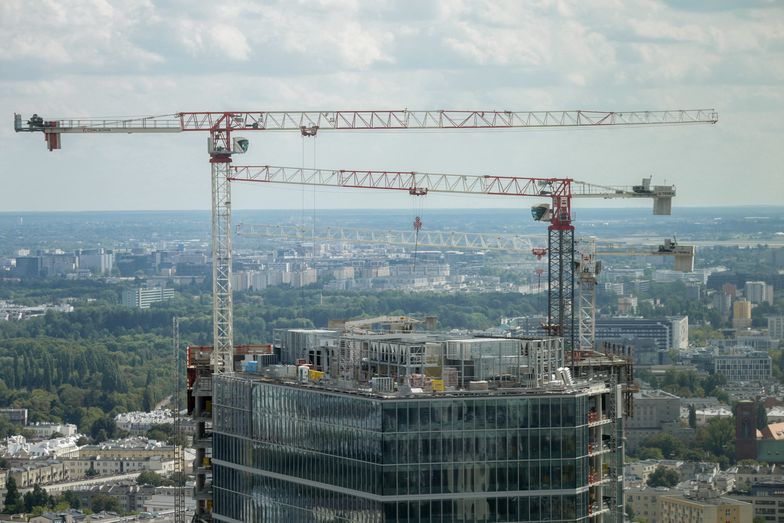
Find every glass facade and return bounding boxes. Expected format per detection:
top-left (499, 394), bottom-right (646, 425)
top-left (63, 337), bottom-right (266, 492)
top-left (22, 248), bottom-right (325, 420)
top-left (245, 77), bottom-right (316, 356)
top-left (212, 375), bottom-right (603, 522)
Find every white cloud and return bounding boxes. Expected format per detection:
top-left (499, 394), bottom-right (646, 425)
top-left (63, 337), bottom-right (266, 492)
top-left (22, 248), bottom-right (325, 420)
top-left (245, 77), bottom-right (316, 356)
top-left (178, 22), bottom-right (251, 61)
top-left (1, 0), bottom-right (783, 209)
top-left (0, 0), bottom-right (163, 68)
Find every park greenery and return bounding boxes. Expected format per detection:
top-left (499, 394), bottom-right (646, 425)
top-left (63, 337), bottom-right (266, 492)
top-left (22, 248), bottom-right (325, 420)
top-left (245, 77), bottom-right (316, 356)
top-left (646, 466), bottom-right (679, 488)
top-left (0, 278), bottom-right (542, 436)
top-left (2, 479), bottom-right (86, 516)
top-left (632, 417), bottom-right (737, 469)
top-left (0, 264), bottom-right (780, 457)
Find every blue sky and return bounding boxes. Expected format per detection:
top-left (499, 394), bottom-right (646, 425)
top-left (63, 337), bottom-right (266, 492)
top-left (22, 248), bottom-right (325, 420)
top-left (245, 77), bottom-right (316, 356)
top-left (1, 0), bottom-right (782, 212)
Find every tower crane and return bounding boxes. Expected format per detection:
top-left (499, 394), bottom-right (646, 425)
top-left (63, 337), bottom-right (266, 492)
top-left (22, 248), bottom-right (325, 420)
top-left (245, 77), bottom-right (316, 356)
top-left (228, 165), bottom-right (682, 353)
top-left (14, 108), bottom-right (716, 374)
top-left (15, 108), bottom-right (715, 523)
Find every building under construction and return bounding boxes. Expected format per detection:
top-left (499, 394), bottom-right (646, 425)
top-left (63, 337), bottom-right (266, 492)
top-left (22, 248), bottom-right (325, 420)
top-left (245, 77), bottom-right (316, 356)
top-left (196, 318), bottom-right (625, 522)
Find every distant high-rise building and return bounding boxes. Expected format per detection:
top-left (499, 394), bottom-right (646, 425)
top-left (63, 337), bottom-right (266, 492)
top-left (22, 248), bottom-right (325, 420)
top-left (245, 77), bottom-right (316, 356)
top-left (746, 280), bottom-right (774, 305)
top-left (770, 316), bottom-right (784, 340)
top-left (78, 249), bottom-right (114, 274)
top-left (13, 256), bottom-right (42, 278)
top-left (732, 299), bottom-right (752, 329)
top-left (291, 267), bottom-right (317, 287)
top-left (595, 316), bottom-right (687, 351)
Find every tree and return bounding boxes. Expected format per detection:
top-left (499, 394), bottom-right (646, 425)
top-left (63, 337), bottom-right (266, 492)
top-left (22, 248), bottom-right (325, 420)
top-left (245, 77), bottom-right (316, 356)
top-left (23, 484), bottom-right (52, 513)
top-left (757, 401), bottom-right (768, 430)
top-left (145, 423), bottom-right (174, 443)
top-left (142, 387), bottom-right (155, 412)
top-left (3, 477), bottom-right (22, 514)
top-left (91, 493), bottom-right (121, 513)
top-left (136, 470), bottom-right (163, 487)
top-left (688, 404), bottom-right (697, 429)
top-left (640, 433), bottom-right (686, 459)
top-left (85, 462), bottom-right (98, 478)
top-left (89, 415), bottom-right (117, 442)
top-left (61, 490), bottom-right (81, 509)
top-left (647, 466), bottom-right (679, 488)
top-left (637, 447), bottom-right (664, 460)
top-left (695, 417), bottom-right (736, 466)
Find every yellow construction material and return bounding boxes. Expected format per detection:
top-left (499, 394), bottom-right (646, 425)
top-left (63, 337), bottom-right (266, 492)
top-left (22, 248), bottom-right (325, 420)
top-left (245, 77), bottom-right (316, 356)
top-left (431, 379), bottom-right (445, 392)
top-left (309, 369), bottom-right (325, 382)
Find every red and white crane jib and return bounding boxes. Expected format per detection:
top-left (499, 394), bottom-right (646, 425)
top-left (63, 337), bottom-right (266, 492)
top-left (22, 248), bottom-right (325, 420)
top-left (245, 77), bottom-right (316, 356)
top-left (177, 109), bottom-right (718, 131)
top-left (15, 108), bottom-right (718, 150)
top-left (228, 165), bottom-right (574, 226)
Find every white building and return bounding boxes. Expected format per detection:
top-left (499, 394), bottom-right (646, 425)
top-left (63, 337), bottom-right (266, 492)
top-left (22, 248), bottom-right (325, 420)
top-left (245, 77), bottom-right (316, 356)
top-left (4, 434), bottom-right (81, 459)
top-left (29, 422), bottom-right (78, 438)
top-left (115, 410), bottom-right (174, 434)
top-left (121, 287), bottom-right (175, 309)
top-left (769, 316), bottom-right (784, 340)
top-left (746, 280), bottom-right (774, 305)
top-left (78, 249), bottom-right (114, 274)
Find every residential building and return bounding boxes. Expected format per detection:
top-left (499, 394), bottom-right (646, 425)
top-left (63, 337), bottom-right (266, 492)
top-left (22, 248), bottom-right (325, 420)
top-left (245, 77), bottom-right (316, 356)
top-left (730, 464), bottom-right (784, 491)
top-left (121, 286), bottom-right (174, 309)
top-left (114, 409), bottom-right (174, 434)
top-left (28, 510), bottom-right (86, 523)
top-left (659, 492), bottom-right (752, 523)
top-left (626, 460), bottom-right (665, 484)
top-left (625, 485), bottom-right (671, 523)
top-left (626, 390), bottom-right (684, 451)
top-left (4, 434), bottom-right (81, 459)
top-left (728, 481), bottom-right (784, 523)
top-left (29, 422), bottom-right (77, 438)
top-left (4, 456), bottom-right (173, 488)
top-left (291, 267), bottom-right (317, 287)
top-left (7, 460), bottom-right (70, 488)
top-left (746, 280), bottom-right (775, 305)
top-left (78, 437), bottom-right (175, 460)
top-left (733, 299), bottom-right (752, 329)
top-left (693, 406), bottom-right (734, 426)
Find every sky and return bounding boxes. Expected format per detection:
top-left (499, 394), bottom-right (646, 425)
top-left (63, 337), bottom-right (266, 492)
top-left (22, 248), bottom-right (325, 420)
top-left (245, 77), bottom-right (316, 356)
top-left (1, 0), bottom-right (782, 213)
